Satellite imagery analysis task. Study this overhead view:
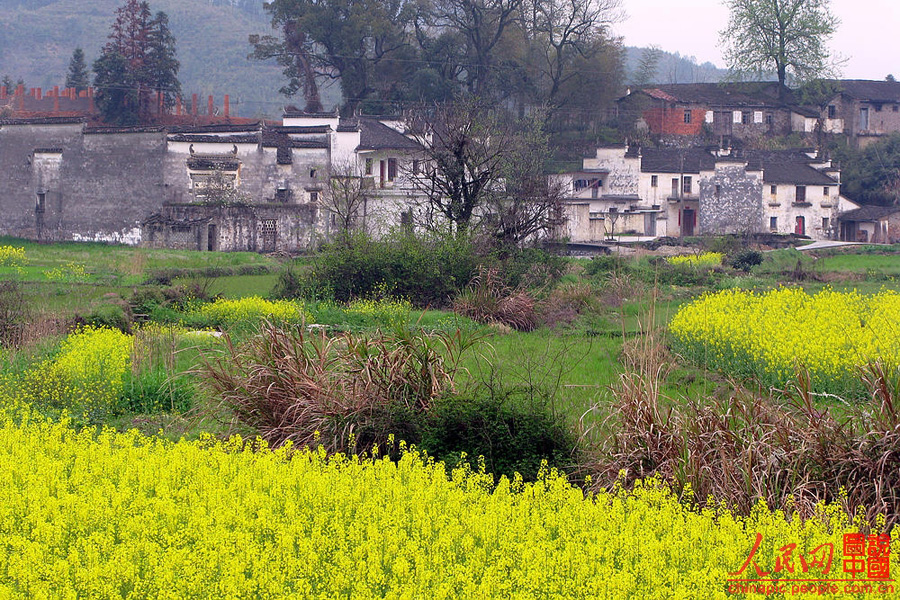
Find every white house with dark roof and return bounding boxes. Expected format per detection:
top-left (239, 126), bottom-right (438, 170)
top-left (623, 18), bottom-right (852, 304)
top-left (558, 145), bottom-right (857, 242)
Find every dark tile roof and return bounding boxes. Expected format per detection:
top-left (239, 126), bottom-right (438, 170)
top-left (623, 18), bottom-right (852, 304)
top-left (167, 122), bottom-right (263, 133)
top-left (625, 82), bottom-right (787, 108)
top-left (640, 148), bottom-right (716, 173)
top-left (84, 125), bottom-right (166, 134)
top-left (168, 134), bottom-right (259, 144)
top-left (839, 205), bottom-right (900, 221)
top-left (275, 125), bottom-right (332, 134)
top-left (290, 140), bottom-right (328, 149)
top-left (33, 147), bottom-right (63, 153)
top-left (357, 118), bottom-right (420, 151)
top-left (283, 111), bottom-right (338, 119)
top-left (0, 116), bottom-right (86, 125)
top-left (761, 162), bottom-right (837, 185)
top-left (737, 149), bottom-right (837, 185)
top-left (832, 80), bottom-right (900, 103)
top-left (186, 155), bottom-right (241, 170)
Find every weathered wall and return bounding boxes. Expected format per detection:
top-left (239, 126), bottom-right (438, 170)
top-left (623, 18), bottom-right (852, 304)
top-left (0, 122), bottom-right (165, 243)
top-left (699, 162), bottom-right (763, 235)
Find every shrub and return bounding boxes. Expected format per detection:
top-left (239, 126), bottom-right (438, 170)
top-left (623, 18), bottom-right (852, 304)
top-left (295, 231), bottom-right (479, 307)
top-left (85, 302), bottom-right (132, 333)
top-left (421, 391), bottom-right (577, 481)
top-left (584, 254), bottom-right (627, 277)
top-left (728, 249), bottom-right (764, 271)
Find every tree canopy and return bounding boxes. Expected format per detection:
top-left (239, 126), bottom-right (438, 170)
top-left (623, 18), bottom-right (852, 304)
top-left (250, 0), bottom-right (624, 118)
top-left (719, 0), bottom-right (840, 95)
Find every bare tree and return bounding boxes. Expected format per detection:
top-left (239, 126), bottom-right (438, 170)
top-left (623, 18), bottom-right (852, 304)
top-left (321, 160), bottom-right (373, 235)
top-left (407, 100), bottom-right (564, 245)
top-left (521, 0), bottom-right (622, 109)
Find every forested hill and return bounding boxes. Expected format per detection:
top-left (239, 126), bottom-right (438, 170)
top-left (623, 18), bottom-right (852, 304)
top-left (0, 0), bottom-right (320, 118)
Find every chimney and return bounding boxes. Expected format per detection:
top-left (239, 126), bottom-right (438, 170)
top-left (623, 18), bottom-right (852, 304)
top-left (191, 93), bottom-right (198, 116)
top-left (224, 95), bottom-right (230, 118)
top-left (36, 88), bottom-right (42, 100)
top-left (208, 95), bottom-right (213, 116)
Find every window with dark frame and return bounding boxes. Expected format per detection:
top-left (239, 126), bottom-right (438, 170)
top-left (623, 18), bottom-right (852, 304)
top-left (412, 159), bottom-right (420, 175)
top-left (823, 186), bottom-right (830, 197)
top-left (741, 111), bottom-right (751, 125)
top-left (36, 192), bottom-right (45, 213)
top-left (683, 110), bottom-right (692, 124)
top-left (795, 185), bottom-right (807, 202)
top-left (365, 158), bottom-right (373, 176)
top-left (770, 184), bottom-right (777, 195)
top-left (828, 105), bottom-right (836, 119)
top-left (651, 175), bottom-right (658, 187)
top-left (682, 176), bottom-right (692, 195)
top-left (822, 217), bottom-right (829, 230)
top-left (770, 216), bottom-right (777, 230)
top-left (765, 113), bottom-right (773, 125)
top-left (387, 158), bottom-right (397, 181)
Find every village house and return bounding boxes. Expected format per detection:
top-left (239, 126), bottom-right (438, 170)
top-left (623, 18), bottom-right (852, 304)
top-left (818, 80), bottom-right (900, 147)
top-left (837, 205), bottom-right (900, 243)
top-left (616, 83), bottom-right (799, 145)
top-left (558, 145), bottom-right (857, 242)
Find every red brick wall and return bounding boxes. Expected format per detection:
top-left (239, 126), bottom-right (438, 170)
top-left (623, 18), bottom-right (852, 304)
top-left (643, 104), bottom-right (705, 136)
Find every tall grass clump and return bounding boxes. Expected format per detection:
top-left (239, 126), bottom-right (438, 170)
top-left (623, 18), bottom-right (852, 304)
top-left (452, 265), bottom-right (537, 331)
top-left (197, 321), bottom-right (480, 452)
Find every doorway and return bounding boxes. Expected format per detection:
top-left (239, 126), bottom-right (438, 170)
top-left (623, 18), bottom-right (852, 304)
top-left (682, 208), bottom-right (695, 236)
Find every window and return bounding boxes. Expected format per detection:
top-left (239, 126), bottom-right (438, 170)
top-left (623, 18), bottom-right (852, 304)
top-left (823, 186), bottom-right (830, 197)
top-left (770, 216), bottom-right (777, 231)
top-left (770, 184), bottom-right (777, 195)
top-left (310, 168), bottom-right (317, 178)
top-left (671, 178), bottom-right (679, 197)
top-left (765, 113), bottom-right (774, 125)
top-left (651, 175), bottom-right (658, 188)
top-left (795, 185), bottom-right (807, 202)
top-left (365, 158), bottom-right (373, 176)
top-left (412, 159), bottom-right (420, 175)
top-left (822, 217), bottom-right (830, 230)
top-left (860, 107), bottom-right (870, 130)
top-left (387, 158), bottom-right (397, 181)
top-left (683, 110), bottom-right (692, 124)
top-left (682, 176), bottom-right (692, 195)
top-left (309, 191), bottom-right (319, 203)
top-left (741, 111), bottom-right (751, 125)
top-left (828, 105), bottom-right (836, 119)
top-left (715, 184), bottom-right (721, 197)
top-left (36, 192), bottom-right (45, 213)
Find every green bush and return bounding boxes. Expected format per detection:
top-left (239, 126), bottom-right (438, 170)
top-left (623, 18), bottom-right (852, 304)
top-left (85, 303), bottom-right (132, 333)
top-left (281, 231), bottom-right (480, 307)
top-left (728, 249), bottom-right (764, 272)
top-left (420, 390), bottom-right (577, 481)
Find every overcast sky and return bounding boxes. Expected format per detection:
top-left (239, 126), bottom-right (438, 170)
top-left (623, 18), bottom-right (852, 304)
top-left (613, 0), bottom-right (900, 81)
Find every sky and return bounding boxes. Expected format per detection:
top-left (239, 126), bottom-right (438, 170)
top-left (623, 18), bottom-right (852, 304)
top-left (613, 0), bottom-right (900, 81)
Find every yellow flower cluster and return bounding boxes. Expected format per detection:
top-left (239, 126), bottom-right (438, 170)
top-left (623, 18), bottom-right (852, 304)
top-left (19, 326), bottom-right (133, 419)
top-left (0, 417), bottom-right (894, 599)
top-left (347, 297), bottom-right (413, 326)
top-left (669, 288), bottom-right (900, 391)
top-left (44, 261), bottom-right (87, 282)
top-left (198, 296), bottom-right (310, 326)
top-left (0, 245), bottom-right (26, 267)
top-left (666, 252), bottom-right (724, 268)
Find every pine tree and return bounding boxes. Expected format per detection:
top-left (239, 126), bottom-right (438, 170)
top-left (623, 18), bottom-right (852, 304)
top-left (145, 11), bottom-right (181, 110)
top-left (65, 48), bottom-right (91, 92)
top-left (93, 0), bottom-right (180, 124)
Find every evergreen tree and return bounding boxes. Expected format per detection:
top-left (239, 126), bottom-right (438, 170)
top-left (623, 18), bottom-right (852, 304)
top-left (93, 0), bottom-right (180, 124)
top-left (65, 48), bottom-right (91, 92)
top-left (145, 11), bottom-right (181, 110)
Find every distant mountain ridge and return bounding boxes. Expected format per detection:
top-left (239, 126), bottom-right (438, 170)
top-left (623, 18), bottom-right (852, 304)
top-left (623, 46), bottom-right (729, 87)
top-left (0, 0), bottom-right (314, 118)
